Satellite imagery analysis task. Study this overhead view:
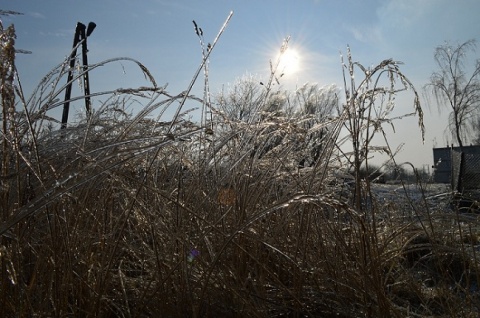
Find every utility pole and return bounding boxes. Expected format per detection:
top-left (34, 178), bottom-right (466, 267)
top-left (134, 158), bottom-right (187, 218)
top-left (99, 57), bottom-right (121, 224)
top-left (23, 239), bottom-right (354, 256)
top-left (61, 22), bottom-right (96, 129)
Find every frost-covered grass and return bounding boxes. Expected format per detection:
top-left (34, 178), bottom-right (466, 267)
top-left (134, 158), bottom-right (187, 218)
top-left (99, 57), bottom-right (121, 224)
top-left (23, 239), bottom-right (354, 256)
top-left (2, 14), bottom-right (480, 317)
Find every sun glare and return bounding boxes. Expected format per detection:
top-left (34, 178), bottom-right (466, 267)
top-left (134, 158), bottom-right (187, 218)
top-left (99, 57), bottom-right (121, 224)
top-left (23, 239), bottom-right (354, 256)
top-left (277, 47), bottom-right (300, 76)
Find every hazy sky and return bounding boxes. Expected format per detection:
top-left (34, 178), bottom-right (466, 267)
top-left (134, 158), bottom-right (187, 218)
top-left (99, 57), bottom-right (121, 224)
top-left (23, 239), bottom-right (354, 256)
top-left (3, 0), bottom-right (480, 169)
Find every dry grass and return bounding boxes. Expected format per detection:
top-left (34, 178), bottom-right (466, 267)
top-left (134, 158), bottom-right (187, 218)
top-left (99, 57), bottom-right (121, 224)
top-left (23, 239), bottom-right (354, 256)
top-left (2, 13), bottom-right (480, 317)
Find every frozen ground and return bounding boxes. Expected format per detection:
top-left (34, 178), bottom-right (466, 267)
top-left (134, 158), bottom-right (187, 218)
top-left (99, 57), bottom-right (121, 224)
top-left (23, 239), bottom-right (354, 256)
top-left (371, 182), bottom-right (451, 201)
top-left (368, 182), bottom-right (454, 215)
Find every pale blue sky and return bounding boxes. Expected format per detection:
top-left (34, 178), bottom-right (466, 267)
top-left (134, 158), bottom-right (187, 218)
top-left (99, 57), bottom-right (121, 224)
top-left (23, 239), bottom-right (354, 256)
top-left (3, 0), bottom-right (480, 168)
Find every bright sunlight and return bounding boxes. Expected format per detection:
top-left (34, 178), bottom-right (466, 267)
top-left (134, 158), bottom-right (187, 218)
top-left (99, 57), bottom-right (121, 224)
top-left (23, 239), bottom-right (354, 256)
top-left (277, 47), bottom-right (300, 76)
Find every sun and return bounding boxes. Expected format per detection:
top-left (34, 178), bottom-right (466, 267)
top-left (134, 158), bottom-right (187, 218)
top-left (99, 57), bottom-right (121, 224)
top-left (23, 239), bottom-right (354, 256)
top-left (276, 47), bottom-right (301, 77)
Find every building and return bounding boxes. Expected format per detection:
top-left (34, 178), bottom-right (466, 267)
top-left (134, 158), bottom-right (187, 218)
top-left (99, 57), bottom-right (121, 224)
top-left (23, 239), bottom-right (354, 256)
top-left (432, 145), bottom-right (480, 189)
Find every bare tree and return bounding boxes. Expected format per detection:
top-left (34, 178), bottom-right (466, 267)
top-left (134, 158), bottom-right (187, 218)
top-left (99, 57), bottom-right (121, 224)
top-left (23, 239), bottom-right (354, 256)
top-left (216, 75), bottom-right (267, 122)
top-left (426, 40), bottom-right (480, 148)
top-left (293, 83), bottom-right (338, 167)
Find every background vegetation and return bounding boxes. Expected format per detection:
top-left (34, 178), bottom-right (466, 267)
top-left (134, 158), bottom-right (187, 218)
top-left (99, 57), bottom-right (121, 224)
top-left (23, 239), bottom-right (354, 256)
top-left (425, 40), bottom-right (480, 148)
top-left (1, 12), bottom-right (480, 317)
